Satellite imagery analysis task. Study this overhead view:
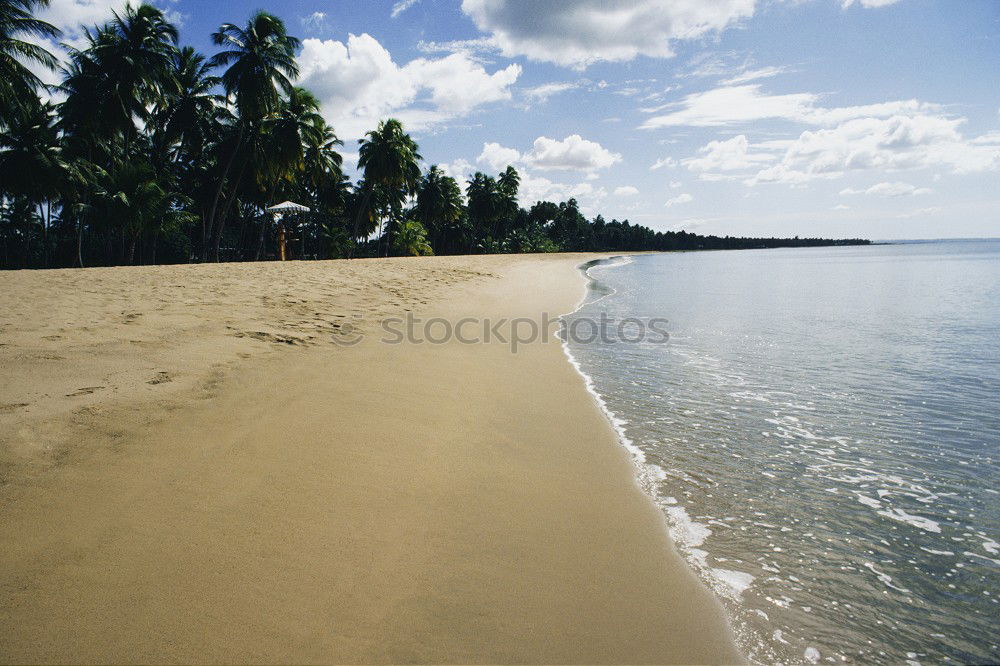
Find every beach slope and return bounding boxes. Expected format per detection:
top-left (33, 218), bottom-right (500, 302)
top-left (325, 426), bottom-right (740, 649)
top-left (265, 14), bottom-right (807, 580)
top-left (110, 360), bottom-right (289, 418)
top-left (0, 255), bottom-right (740, 663)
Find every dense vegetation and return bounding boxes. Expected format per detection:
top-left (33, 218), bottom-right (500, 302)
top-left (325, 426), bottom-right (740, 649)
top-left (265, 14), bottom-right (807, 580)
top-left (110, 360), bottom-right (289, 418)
top-left (0, 0), bottom-right (869, 270)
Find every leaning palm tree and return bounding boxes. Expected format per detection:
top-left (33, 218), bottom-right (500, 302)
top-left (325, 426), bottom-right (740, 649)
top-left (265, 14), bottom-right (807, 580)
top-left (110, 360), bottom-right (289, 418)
top-left (355, 118), bottom-right (421, 257)
top-left (0, 0), bottom-right (61, 129)
top-left (204, 11), bottom-right (299, 260)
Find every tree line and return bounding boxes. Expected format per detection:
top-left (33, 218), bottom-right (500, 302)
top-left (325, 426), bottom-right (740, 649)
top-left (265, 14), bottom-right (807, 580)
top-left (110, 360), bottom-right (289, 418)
top-left (0, 0), bottom-right (869, 270)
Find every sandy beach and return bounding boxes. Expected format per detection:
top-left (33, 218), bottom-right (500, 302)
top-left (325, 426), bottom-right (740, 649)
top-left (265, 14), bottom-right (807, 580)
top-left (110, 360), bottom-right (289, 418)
top-left (0, 255), bottom-right (740, 664)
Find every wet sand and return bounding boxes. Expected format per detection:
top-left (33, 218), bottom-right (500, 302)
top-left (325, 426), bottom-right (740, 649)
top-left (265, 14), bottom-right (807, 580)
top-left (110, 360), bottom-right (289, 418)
top-left (0, 255), bottom-right (741, 663)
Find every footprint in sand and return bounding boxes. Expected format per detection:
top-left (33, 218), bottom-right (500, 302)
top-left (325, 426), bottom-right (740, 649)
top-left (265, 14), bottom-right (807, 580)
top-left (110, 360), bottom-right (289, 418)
top-left (66, 386), bottom-right (104, 397)
top-left (148, 371), bottom-right (172, 385)
top-left (0, 402), bottom-right (29, 413)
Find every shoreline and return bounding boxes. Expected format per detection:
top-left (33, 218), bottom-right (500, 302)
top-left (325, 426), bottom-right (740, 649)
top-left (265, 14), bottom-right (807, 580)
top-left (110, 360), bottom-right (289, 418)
top-left (0, 254), bottom-right (741, 663)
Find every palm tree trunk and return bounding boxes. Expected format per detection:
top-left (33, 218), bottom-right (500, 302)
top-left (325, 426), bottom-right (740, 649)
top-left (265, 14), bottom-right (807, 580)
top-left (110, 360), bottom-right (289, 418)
top-left (255, 208), bottom-right (268, 261)
top-left (235, 203), bottom-right (249, 259)
top-left (204, 123), bottom-right (245, 261)
top-left (350, 186), bottom-right (374, 259)
top-left (200, 211), bottom-right (207, 261)
top-left (42, 201), bottom-right (50, 268)
top-left (255, 181), bottom-right (280, 261)
top-left (76, 213), bottom-right (84, 268)
top-left (212, 159), bottom-right (250, 262)
top-left (22, 215), bottom-right (32, 269)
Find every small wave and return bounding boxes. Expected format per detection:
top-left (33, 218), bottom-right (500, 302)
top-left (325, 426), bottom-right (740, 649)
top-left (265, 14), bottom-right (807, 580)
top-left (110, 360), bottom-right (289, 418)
top-left (876, 507), bottom-right (941, 533)
top-left (714, 568), bottom-right (756, 596)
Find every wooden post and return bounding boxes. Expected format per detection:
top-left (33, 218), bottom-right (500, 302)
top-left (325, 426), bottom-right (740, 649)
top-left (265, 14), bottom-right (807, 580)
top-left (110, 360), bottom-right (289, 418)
top-left (278, 221), bottom-right (287, 261)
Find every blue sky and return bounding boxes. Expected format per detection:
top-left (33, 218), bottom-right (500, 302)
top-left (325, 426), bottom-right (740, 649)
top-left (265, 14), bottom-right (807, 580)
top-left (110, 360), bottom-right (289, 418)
top-left (36, 0), bottom-right (1000, 239)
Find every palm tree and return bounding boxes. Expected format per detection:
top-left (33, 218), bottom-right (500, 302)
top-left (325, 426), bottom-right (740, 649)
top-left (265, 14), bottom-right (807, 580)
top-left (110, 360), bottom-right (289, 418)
top-left (496, 165), bottom-right (520, 239)
top-left (150, 46), bottom-right (227, 257)
top-left (356, 118), bottom-right (421, 256)
top-left (497, 165), bottom-right (520, 199)
top-left (300, 116), bottom-right (344, 259)
top-left (205, 11), bottom-right (299, 260)
top-left (0, 0), bottom-right (60, 129)
top-left (245, 87), bottom-right (327, 259)
top-left (465, 172), bottom-right (499, 252)
top-left (265, 87), bottom-right (323, 173)
top-left (414, 166), bottom-right (462, 253)
top-left (87, 158), bottom-right (189, 264)
top-left (56, 6), bottom-right (179, 267)
top-left (157, 46), bottom-right (223, 163)
top-left (90, 3), bottom-right (179, 146)
top-left (391, 219), bottom-right (433, 257)
top-left (58, 27), bottom-right (119, 153)
top-left (0, 98), bottom-right (68, 266)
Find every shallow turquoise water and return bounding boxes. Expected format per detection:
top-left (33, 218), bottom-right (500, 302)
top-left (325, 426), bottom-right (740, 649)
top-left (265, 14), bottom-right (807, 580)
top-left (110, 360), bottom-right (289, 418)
top-left (564, 241), bottom-right (999, 664)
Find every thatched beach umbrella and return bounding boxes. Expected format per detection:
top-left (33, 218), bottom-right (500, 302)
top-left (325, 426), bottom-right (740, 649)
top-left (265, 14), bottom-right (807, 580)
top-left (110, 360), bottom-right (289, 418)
top-left (266, 201), bottom-right (311, 261)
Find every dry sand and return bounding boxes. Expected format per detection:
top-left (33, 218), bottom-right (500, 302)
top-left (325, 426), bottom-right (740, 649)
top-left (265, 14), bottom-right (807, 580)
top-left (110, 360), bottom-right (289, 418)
top-left (0, 255), bottom-right (742, 664)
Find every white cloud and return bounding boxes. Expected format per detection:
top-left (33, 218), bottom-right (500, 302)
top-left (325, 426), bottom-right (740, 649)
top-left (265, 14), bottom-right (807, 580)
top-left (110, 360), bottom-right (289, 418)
top-left (666, 193), bottom-right (694, 207)
top-left (721, 65), bottom-right (791, 85)
top-left (341, 151), bottom-right (360, 169)
top-left (970, 131), bottom-right (1000, 146)
top-left (831, 204), bottom-right (851, 210)
top-left (391, 0), bottom-right (421, 18)
top-left (749, 115), bottom-right (1000, 185)
top-left (683, 134), bottom-right (775, 174)
top-left (301, 12), bottom-right (328, 32)
top-left (477, 134), bottom-right (622, 173)
top-left (669, 217), bottom-right (712, 231)
top-left (840, 182), bottom-right (932, 197)
top-left (26, 0), bottom-right (174, 92)
top-left (665, 86), bottom-right (1000, 187)
top-left (642, 85), bottom-right (818, 129)
top-left (669, 180), bottom-right (682, 188)
top-left (438, 159), bottom-right (476, 185)
top-left (614, 186), bottom-right (640, 196)
top-left (415, 37), bottom-right (498, 59)
top-left (460, 0), bottom-right (757, 68)
top-left (842, 0), bottom-right (904, 7)
top-left (36, 0), bottom-right (127, 35)
top-left (650, 156), bottom-right (678, 170)
top-left (523, 81), bottom-right (579, 103)
top-left (519, 174), bottom-right (607, 208)
top-left (896, 206), bottom-right (943, 219)
top-left (640, 84), bottom-right (938, 129)
top-left (297, 34), bottom-right (521, 140)
top-left (527, 134), bottom-right (621, 171)
top-left (478, 142), bottom-right (522, 171)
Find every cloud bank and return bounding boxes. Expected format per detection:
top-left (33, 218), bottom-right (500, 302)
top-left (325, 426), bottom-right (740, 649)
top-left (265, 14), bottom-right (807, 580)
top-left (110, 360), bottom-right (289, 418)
top-left (297, 34), bottom-right (520, 140)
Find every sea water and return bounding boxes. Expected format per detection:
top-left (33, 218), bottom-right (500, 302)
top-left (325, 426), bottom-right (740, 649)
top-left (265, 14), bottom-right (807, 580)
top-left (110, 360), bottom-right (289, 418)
top-left (562, 240), bottom-right (999, 664)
